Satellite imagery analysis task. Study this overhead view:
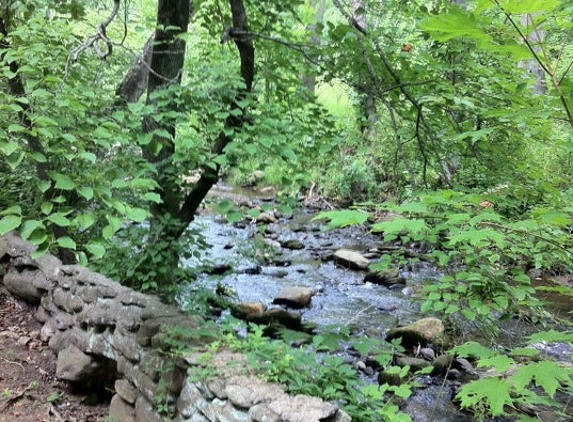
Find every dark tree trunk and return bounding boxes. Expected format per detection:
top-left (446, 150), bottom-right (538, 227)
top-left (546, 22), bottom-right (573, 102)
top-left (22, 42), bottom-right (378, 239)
top-left (140, 0), bottom-right (255, 264)
top-left (142, 0), bottom-right (191, 230)
top-left (116, 34), bottom-right (154, 104)
top-left (0, 16), bottom-right (75, 264)
top-left (176, 0), bottom-right (254, 235)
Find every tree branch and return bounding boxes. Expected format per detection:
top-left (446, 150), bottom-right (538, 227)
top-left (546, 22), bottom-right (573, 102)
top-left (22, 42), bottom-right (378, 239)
top-left (65, 0), bottom-right (121, 78)
top-left (177, 0), bottom-right (255, 231)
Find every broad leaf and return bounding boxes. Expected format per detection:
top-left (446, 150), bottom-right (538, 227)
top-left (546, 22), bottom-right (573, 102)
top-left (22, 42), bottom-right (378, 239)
top-left (0, 215), bottom-right (22, 234)
top-left (511, 361), bottom-right (572, 397)
top-left (456, 377), bottom-right (513, 416)
top-left (57, 236), bottom-right (76, 249)
top-left (313, 210), bottom-right (370, 230)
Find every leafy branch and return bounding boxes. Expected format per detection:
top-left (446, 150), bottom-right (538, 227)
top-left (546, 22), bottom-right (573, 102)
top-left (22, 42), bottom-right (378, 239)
top-left (492, 1), bottom-right (572, 128)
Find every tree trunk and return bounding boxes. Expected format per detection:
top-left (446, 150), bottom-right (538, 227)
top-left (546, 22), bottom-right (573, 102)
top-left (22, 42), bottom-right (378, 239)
top-left (176, 0), bottom-right (254, 235)
top-left (116, 34), bottom-right (154, 104)
top-left (137, 0), bottom-right (255, 286)
top-left (301, 0), bottom-right (325, 92)
top-left (142, 0), bottom-right (191, 229)
top-left (0, 15), bottom-right (75, 264)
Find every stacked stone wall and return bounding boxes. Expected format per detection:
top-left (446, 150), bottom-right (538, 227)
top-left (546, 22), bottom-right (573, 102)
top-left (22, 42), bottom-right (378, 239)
top-left (0, 232), bottom-right (350, 422)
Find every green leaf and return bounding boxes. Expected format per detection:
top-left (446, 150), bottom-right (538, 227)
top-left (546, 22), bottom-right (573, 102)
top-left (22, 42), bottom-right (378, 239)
top-left (93, 126), bottom-right (111, 138)
top-left (76, 213), bottom-right (95, 229)
top-left (31, 246), bottom-right (48, 260)
top-left (6, 151), bottom-right (24, 169)
top-left (86, 243), bottom-right (106, 258)
top-left (1, 206), bottom-right (21, 216)
top-left (126, 207), bottom-right (148, 223)
top-left (498, 0), bottom-right (561, 14)
top-left (47, 213), bottom-right (71, 227)
top-left (527, 330), bottom-right (573, 344)
top-left (130, 178), bottom-right (160, 190)
top-left (28, 230), bottom-right (48, 246)
top-left (420, 8), bottom-right (490, 45)
top-left (313, 210), bottom-right (370, 230)
top-left (451, 341), bottom-right (496, 359)
top-left (40, 202), bottom-right (53, 215)
top-left (102, 225), bottom-right (115, 239)
top-left (448, 229), bottom-right (505, 248)
top-left (79, 152), bottom-right (97, 163)
top-left (0, 215), bottom-right (22, 234)
top-left (78, 186), bottom-right (94, 200)
top-left (107, 215), bottom-right (123, 232)
top-left (511, 361), bottom-right (572, 397)
top-left (395, 202), bottom-right (428, 214)
top-left (112, 179), bottom-right (128, 189)
top-left (37, 180), bottom-right (51, 193)
top-left (56, 236), bottom-right (76, 249)
top-left (30, 152), bottom-right (47, 163)
top-left (0, 140), bottom-right (19, 156)
top-left (51, 173), bottom-right (75, 190)
top-left (371, 218), bottom-right (428, 235)
top-left (226, 211), bottom-right (243, 223)
top-left (143, 192), bottom-right (162, 203)
top-left (477, 355), bottom-right (514, 372)
top-left (456, 377), bottom-right (513, 416)
top-left (20, 220), bottom-right (44, 239)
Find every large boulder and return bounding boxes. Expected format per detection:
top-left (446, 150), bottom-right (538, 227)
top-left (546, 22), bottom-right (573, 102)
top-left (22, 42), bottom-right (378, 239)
top-left (333, 249), bottom-right (370, 270)
top-left (273, 286), bottom-right (313, 308)
top-left (385, 317), bottom-right (444, 348)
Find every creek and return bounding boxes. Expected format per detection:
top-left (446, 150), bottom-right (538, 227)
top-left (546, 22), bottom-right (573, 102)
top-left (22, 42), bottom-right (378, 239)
top-left (180, 185), bottom-right (572, 422)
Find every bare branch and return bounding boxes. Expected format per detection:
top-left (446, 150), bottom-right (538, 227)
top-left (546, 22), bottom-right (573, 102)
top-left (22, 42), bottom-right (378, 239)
top-left (64, 0), bottom-right (121, 78)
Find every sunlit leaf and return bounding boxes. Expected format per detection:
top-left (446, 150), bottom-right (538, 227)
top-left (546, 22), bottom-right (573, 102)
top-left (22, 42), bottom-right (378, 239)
top-left (313, 210), bottom-right (370, 230)
top-left (0, 215), bottom-right (22, 234)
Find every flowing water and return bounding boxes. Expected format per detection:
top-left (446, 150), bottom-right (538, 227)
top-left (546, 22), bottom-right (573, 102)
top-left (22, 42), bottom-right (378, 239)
top-left (179, 186), bottom-right (572, 422)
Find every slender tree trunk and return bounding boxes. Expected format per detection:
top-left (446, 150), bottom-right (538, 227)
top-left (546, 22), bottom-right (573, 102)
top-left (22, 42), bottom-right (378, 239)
top-left (138, 0), bottom-right (255, 283)
top-left (0, 16), bottom-right (75, 264)
top-left (301, 0), bottom-right (325, 92)
top-left (176, 0), bottom-right (254, 235)
top-left (519, 14), bottom-right (546, 95)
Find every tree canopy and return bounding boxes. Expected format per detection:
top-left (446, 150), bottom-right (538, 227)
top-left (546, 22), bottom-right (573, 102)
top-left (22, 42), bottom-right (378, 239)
top-left (1, 0), bottom-right (571, 291)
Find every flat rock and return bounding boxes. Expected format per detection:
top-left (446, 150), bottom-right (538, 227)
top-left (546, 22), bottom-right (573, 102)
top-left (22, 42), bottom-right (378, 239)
top-left (386, 317), bottom-right (444, 348)
top-left (273, 286), bottom-right (313, 308)
top-left (333, 249), bottom-right (369, 270)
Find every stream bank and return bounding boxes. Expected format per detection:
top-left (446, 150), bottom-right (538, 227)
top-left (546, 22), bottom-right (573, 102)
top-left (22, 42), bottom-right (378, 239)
top-left (178, 185), bottom-right (573, 422)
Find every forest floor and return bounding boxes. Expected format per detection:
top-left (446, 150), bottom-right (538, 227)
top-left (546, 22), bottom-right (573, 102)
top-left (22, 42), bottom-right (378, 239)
top-left (0, 290), bottom-right (109, 422)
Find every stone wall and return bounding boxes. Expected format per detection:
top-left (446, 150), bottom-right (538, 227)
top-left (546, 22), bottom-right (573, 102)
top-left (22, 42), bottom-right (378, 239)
top-left (0, 232), bottom-right (350, 422)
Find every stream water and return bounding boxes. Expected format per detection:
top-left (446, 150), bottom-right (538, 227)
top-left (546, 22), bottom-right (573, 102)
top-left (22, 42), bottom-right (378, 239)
top-left (179, 185), bottom-right (572, 422)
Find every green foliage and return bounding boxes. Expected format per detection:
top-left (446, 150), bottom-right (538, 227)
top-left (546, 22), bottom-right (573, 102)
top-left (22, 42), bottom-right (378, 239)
top-left (450, 335), bottom-right (573, 420)
top-left (90, 216), bottom-right (207, 300)
top-left (317, 189), bottom-right (573, 335)
top-left (202, 318), bottom-right (413, 421)
top-left (314, 209), bottom-right (369, 230)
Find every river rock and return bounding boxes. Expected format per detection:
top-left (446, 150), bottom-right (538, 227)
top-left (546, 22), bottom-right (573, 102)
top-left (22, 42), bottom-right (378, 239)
top-left (246, 308), bottom-right (302, 330)
top-left (256, 212), bottom-right (277, 224)
top-left (333, 249), bottom-right (370, 270)
top-left (364, 268), bottom-right (404, 286)
top-left (281, 239), bottom-right (305, 250)
top-left (430, 354), bottom-right (454, 376)
top-left (395, 356), bottom-right (431, 372)
top-left (378, 370), bottom-right (403, 386)
top-left (273, 286), bottom-right (313, 308)
top-left (385, 317), bottom-right (444, 348)
top-left (231, 302), bottom-right (265, 320)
